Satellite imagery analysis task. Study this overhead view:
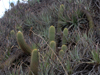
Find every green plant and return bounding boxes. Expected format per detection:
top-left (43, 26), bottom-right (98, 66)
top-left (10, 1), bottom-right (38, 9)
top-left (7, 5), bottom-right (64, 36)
top-left (59, 45), bottom-right (67, 59)
top-left (49, 26), bottom-right (69, 62)
top-left (65, 60), bottom-right (72, 74)
top-left (57, 4), bottom-right (65, 33)
top-left (40, 27), bottom-right (49, 41)
top-left (38, 9), bottom-right (52, 26)
top-left (10, 65), bottom-right (28, 75)
top-left (48, 26), bottom-right (69, 75)
top-left (17, 31), bottom-right (32, 54)
top-left (10, 30), bottom-right (15, 39)
top-left (49, 26), bottom-right (55, 42)
top-left (69, 46), bottom-right (80, 61)
top-left (81, 10), bottom-right (94, 30)
top-left (55, 2), bottom-right (94, 32)
top-left (10, 30), bottom-right (15, 36)
top-left (39, 53), bottom-right (55, 75)
top-left (91, 49), bottom-right (100, 64)
top-left (31, 43), bottom-right (39, 50)
top-left (61, 45), bottom-right (67, 52)
top-left (17, 31), bottom-right (39, 75)
top-left (49, 41), bottom-right (56, 52)
top-left (59, 50), bottom-right (64, 59)
top-left (29, 49), bottom-right (39, 75)
top-left (16, 25), bottom-right (23, 31)
top-left (49, 41), bottom-right (56, 59)
top-left (49, 26), bottom-right (68, 53)
top-left (62, 28), bottom-right (68, 45)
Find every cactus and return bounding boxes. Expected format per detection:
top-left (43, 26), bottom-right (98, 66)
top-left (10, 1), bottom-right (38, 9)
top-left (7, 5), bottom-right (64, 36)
top-left (61, 45), bottom-right (67, 52)
top-left (49, 41), bottom-right (56, 59)
top-left (49, 26), bottom-right (55, 42)
top-left (62, 28), bottom-right (68, 45)
top-left (50, 41), bottom-right (56, 52)
top-left (57, 4), bottom-right (65, 33)
top-left (58, 4), bottom-right (65, 19)
top-left (10, 30), bottom-right (15, 38)
top-left (17, 31), bottom-right (32, 54)
top-left (59, 45), bottom-right (67, 59)
top-left (29, 49), bottom-right (39, 75)
top-left (81, 9), bottom-right (94, 31)
top-left (59, 50), bottom-right (64, 59)
top-left (10, 30), bottom-right (15, 36)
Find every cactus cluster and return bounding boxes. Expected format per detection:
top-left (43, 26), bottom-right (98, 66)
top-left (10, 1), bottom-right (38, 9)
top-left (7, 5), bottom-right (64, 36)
top-left (17, 31), bottom-right (39, 75)
top-left (49, 25), bottom-right (68, 59)
top-left (16, 24), bottom-right (68, 74)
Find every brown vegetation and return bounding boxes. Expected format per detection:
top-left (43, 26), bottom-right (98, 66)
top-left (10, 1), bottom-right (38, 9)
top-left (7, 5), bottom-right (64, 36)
top-left (0, 0), bottom-right (100, 75)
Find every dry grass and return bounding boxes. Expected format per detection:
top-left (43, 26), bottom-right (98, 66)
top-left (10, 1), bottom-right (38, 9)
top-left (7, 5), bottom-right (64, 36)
top-left (0, 0), bottom-right (100, 75)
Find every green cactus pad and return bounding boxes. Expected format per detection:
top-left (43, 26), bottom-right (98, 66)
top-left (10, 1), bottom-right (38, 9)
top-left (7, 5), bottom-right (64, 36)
top-left (17, 31), bottom-right (32, 54)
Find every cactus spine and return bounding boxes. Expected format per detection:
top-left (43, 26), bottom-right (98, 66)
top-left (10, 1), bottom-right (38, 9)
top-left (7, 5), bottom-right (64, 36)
top-left (49, 26), bottom-right (55, 42)
top-left (17, 31), bottom-right (32, 54)
top-left (29, 49), bottom-right (39, 75)
top-left (62, 28), bottom-right (68, 45)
